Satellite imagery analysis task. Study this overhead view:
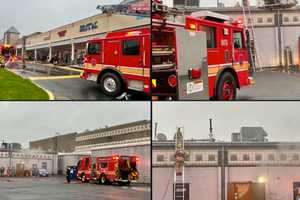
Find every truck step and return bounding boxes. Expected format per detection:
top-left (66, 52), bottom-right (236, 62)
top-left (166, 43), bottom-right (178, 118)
top-left (152, 50), bottom-right (174, 56)
top-left (152, 63), bottom-right (175, 70)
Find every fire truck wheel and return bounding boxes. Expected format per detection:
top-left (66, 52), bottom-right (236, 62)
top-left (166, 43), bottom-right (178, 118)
top-left (99, 72), bottom-right (123, 97)
top-left (99, 174), bottom-right (107, 185)
top-left (216, 72), bottom-right (237, 101)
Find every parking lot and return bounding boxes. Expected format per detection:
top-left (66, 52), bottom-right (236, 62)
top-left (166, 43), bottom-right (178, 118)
top-left (237, 69), bottom-right (300, 100)
top-left (0, 177), bottom-right (151, 200)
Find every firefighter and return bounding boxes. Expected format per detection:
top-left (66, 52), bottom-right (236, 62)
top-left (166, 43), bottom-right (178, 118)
top-left (66, 167), bottom-right (71, 183)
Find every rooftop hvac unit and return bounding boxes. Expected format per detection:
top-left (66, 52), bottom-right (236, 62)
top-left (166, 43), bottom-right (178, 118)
top-left (257, 0), bottom-right (298, 9)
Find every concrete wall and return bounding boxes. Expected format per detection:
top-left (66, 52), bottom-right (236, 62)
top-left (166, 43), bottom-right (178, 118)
top-left (92, 144), bottom-right (151, 184)
top-left (0, 152), bottom-right (58, 176)
top-left (153, 166), bottom-right (300, 200)
top-left (153, 167), bottom-right (219, 200)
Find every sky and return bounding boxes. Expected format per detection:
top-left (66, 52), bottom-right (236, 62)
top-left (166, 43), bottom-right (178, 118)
top-left (153, 102), bottom-right (300, 142)
top-left (0, 102), bottom-right (150, 148)
top-left (0, 0), bottom-right (122, 37)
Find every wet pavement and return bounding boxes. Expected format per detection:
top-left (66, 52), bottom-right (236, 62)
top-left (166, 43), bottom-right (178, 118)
top-left (238, 68), bottom-right (300, 100)
top-left (7, 63), bottom-right (149, 100)
top-left (0, 177), bottom-right (151, 200)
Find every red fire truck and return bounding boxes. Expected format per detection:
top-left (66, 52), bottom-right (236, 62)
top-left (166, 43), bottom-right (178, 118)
top-left (0, 44), bottom-right (17, 67)
top-left (77, 155), bottom-right (139, 185)
top-left (81, 27), bottom-right (150, 98)
top-left (152, 0), bottom-right (253, 100)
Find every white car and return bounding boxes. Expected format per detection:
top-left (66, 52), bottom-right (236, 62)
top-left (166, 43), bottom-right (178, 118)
top-left (38, 169), bottom-right (49, 177)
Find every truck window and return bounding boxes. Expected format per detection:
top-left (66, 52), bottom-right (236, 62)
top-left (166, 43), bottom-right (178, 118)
top-left (234, 31), bottom-right (243, 49)
top-left (200, 26), bottom-right (216, 48)
top-left (100, 162), bottom-right (108, 168)
top-left (123, 39), bottom-right (140, 55)
top-left (88, 43), bottom-right (101, 55)
top-left (85, 158), bottom-right (89, 167)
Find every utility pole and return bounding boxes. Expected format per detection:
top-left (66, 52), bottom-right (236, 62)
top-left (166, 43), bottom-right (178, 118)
top-left (275, 9), bottom-right (283, 67)
top-left (154, 122), bottom-right (158, 140)
top-left (174, 127), bottom-right (185, 200)
top-left (22, 36), bottom-right (27, 70)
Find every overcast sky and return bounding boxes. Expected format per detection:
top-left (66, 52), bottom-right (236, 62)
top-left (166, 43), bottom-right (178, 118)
top-left (0, 0), bottom-right (121, 37)
top-left (153, 102), bottom-right (300, 142)
top-left (0, 102), bottom-right (150, 148)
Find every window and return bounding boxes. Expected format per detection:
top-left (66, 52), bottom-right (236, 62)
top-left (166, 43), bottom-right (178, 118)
top-left (292, 154), bottom-right (299, 161)
top-left (200, 26), bottom-right (216, 48)
top-left (170, 155), bottom-right (175, 162)
top-left (157, 154), bottom-right (164, 162)
top-left (208, 154), bottom-right (216, 161)
top-left (87, 43), bottom-right (101, 55)
top-left (255, 154), bottom-right (262, 161)
top-left (234, 31), bottom-right (243, 49)
top-left (257, 17), bottom-right (263, 23)
top-left (280, 154), bottom-right (287, 161)
top-left (185, 154), bottom-right (190, 161)
top-left (284, 17), bottom-right (290, 23)
top-left (243, 154), bottom-right (250, 161)
top-left (85, 158), bottom-right (89, 167)
top-left (230, 154), bottom-right (238, 161)
top-left (196, 154), bottom-right (203, 161)
top-left (100, 162), bottom-right (108, 168)
top-left (267, 17), bottom-right (273, 23)
top-left (293, 16), bottom-right (299, 22)
top-left (268, 154), bottom-right (275, 161)
top-left (123, 39), bottom-right (140, 55)
top-left (42, 162), bottom-right (47, 170)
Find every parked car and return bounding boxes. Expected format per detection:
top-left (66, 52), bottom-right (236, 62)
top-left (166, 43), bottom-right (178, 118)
top-left (38, 169), bottom-right (49, 177)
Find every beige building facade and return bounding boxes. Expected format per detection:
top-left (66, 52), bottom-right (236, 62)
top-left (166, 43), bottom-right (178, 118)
top-left (16, 12), bottom-right (150, 64)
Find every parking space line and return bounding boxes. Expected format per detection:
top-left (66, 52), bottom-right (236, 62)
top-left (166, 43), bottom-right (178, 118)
top-left (29, 75), bottom-right (81, 81)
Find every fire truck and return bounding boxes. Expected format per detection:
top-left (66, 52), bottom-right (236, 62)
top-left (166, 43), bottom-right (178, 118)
top-left (81, 27), bottom-right (150, 98)
top-left (0, 44), bottom-right (16, 67)
top-left (152, 0), bottom-right (253, 100)
top-left (77, 155), bottom-right (139, 185)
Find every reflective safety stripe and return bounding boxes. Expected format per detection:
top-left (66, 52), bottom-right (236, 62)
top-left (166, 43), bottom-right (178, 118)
top-left (85, 63), bottom-right (150, 77)
top-left (208, 62), bottom-right (249, 77)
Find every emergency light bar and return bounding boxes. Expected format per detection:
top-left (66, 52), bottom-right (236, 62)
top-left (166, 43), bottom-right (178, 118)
top-left (190, 11), bottom-right (230, 22)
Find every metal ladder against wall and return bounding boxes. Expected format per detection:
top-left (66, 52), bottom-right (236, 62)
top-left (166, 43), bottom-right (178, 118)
top-left (173, 127), bottom-right (185, 200)
top-left (241, 0), bottom-right (263, 72)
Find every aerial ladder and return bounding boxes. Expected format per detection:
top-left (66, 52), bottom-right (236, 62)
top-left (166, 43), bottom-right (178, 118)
top-left (174, 127), bottom-right (185, 200)
top-left (241, 0), bottom-right (263, 72)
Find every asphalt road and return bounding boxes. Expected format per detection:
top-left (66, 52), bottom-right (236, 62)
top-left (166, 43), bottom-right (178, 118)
top-left (0, 177), bottom-right (151, 200)
top-left (9, 63), bottom-right (149, 100)
top-left (237, 69), bottom-right (300, 100)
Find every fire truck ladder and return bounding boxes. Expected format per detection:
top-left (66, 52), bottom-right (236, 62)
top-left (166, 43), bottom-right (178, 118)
top-left (174, 127), bottom-right (185, 200)
top-left (241, 0), bottom-right (263, 72)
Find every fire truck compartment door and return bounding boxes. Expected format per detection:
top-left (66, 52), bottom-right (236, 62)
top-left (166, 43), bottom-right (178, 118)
top-left (175, 28), bottom-right (208, 100)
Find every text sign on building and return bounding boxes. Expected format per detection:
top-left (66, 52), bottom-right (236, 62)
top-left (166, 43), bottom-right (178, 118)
top-left (80, 21), bottom-right (98, 32)
top-left (173, 183), bottom-right (189, 200)
top-left (57, 30), bottom-right (67, 37)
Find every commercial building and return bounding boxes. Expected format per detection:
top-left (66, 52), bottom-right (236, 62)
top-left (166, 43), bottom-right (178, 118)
top-left (15, 9), bottom-right (150, 65)
top-left (31, 120), bottom-right (151, 183)
top-left (30, 132), bottom-right (76, 153)
top-left (3, 26), bottom-right (20, 45)
top-left (167, 5), bottom-right (300, 68)
top-left (0, 149), bottom-right (57, 176)
top-left (153, 138), bottom-right (300, 200)
top-left (74, 120), bottom-right (151, 183)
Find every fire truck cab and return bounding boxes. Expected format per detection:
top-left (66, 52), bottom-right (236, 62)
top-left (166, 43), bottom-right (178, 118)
top-left (81, 27), bottom-right (150, 98)
top-left (0, 44), bottom-right (16, 67)
top-left (152, 1), bottom-right (253, 100)
top-left (77, 155), bottom-right (139, 185)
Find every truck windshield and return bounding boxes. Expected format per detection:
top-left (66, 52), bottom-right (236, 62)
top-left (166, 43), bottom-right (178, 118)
top-left (87, 43), bottom-right (101, 55)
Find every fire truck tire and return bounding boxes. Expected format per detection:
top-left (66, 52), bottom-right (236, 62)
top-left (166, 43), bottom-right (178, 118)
top-left (99, 72), bottom-right (123, 97)
top-left (215, 72), bottom-right (237, 101)
top-left (99, 174), bottom-right (107, 185)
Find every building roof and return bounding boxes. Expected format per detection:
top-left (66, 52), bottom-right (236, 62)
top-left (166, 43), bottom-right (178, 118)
top-left (5, 26), bottom-right (20, 34)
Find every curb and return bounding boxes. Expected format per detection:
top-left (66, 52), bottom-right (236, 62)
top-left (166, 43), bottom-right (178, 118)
top-left (5, 68), bottom-right (55, 101)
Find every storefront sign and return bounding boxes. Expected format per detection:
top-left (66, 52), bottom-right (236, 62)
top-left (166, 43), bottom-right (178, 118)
top-left (58, 30), bottom-right (67, 37)
top-left (80, 21), bottom-right (98, 32)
